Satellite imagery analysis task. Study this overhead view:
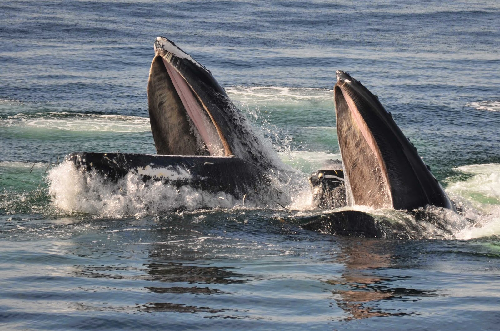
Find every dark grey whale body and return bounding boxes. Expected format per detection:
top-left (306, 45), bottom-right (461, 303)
top-left (302, 71), bottom-right (457, 237)
top-left (67, 37), bottom-right (294, 207)
top-left (67, 152), bottom-right (267, 201)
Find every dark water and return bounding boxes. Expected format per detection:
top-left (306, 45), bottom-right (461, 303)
top-left (1, 0), bottom-right (500, 329)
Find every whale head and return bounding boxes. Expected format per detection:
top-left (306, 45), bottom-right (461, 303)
top-left (334, 70), bottom-right (453, 210)
top-left (147, 37), bottom-right (279, 171)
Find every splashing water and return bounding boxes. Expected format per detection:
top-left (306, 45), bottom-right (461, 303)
top-left (446, 164), bottom-right (500, 239)
top-left (46, 160), bottom-right (500, 240)
top-left (47, 161), bottom-right (245, 218)
top-left (47, 160), bottom-right (313, 218)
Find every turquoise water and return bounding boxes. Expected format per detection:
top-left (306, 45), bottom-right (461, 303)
top-left (1, 0), bottom-right (500, 329)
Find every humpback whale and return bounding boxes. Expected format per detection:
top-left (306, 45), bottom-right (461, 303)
top-left (68, 37), bottom-right (296, 206)
top-left (147, 37), bottom-right (281, 171)
top-left (302, 71), bottom-right (458, 238)
top-left (65, 37), bottom-right (457, 236)
top-left (309, 71), bottom-right (453, 212)
top-left (333, 70), bottom-right (453, 211)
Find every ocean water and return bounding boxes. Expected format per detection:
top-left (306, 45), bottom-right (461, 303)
top-left (1, 0), bottom-right (500, 330)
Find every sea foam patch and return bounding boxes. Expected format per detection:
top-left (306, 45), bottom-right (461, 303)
top-left (279, 151), bottom-right (342, 173)
top-left (467, 100), bottom-right (500, 112)
top-left (1, 112), bottom-right (150, 133)
top-left (135, 165), bottom-right (192, 181)
top-left (447, 164), bottom-right (500, 210)
top-left (447, 163), bottom-right (500, 239)
top-left (226, 86), bottom-right (332, 106)
top-left (47, 160), bottom-right (245, 218)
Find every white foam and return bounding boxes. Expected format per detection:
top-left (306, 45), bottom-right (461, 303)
top-left (0, 98), bottom-right (22, 105)
top-left (455, 213), bottom-right (500, 240)
top-left (135, 165), bottom-right (192, 180)
top-left (447, 164), bottom-right (500, 212)
top-left (0, 161), bottom-right (48, 169)
top-left (279, 150), bottom-right (342, 174)
top-left (47, 161), bottom-right (88, 212)
top-left (446, 163), bottom-right (500, 239)
top-left (467, 100), bottom-right (500, 112)
top-left (47, 161), bottom-right (245, 218)
top-left (1, 113), bottom-right (150, 133)
top-left (226, 86), bottom-right (332, 105)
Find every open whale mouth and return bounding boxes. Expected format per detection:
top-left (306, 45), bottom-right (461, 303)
top-left (334, 70), bottom-right (453, 210)
top-left (148, 37), bottom-right (231, 157)
top-left (334, 70), bottom-right (394, 208)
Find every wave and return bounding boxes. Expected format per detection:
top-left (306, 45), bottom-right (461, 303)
top-left (0, 112), bottom-right (150, 133)
top-left (444, 163), bottom-right (500, 239)
top-left (226, 86), bottom-right (332, 105)
top-left (467, 100), bottom-right (500, 112)
top-left (0, 161), bottom-right (48, 169)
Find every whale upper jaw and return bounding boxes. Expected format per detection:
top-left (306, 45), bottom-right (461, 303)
top-left (154, 37), bottom-right (204, 69)
top-left (148, 37), bottom-right (231, 157)
top-left (334, 70), bottom-right (453, 211)
top-left (148, 37), bottom-right (281, 172)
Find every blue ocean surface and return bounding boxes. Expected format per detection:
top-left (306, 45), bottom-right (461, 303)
top-left (1, 0), bottom-right (499, 330)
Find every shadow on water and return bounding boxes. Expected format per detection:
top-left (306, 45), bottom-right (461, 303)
top-left (326, 238), bottom-right (438, 321)
top-left (64, 213), bottom-right (256, 317)
top-left (61, 212), bottom-right (444, 323)
top-left (73, 261), bottom-right (246, 314)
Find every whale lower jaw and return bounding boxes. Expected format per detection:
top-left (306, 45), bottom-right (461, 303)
top-left (67, 152), bottom-right (270, 200)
